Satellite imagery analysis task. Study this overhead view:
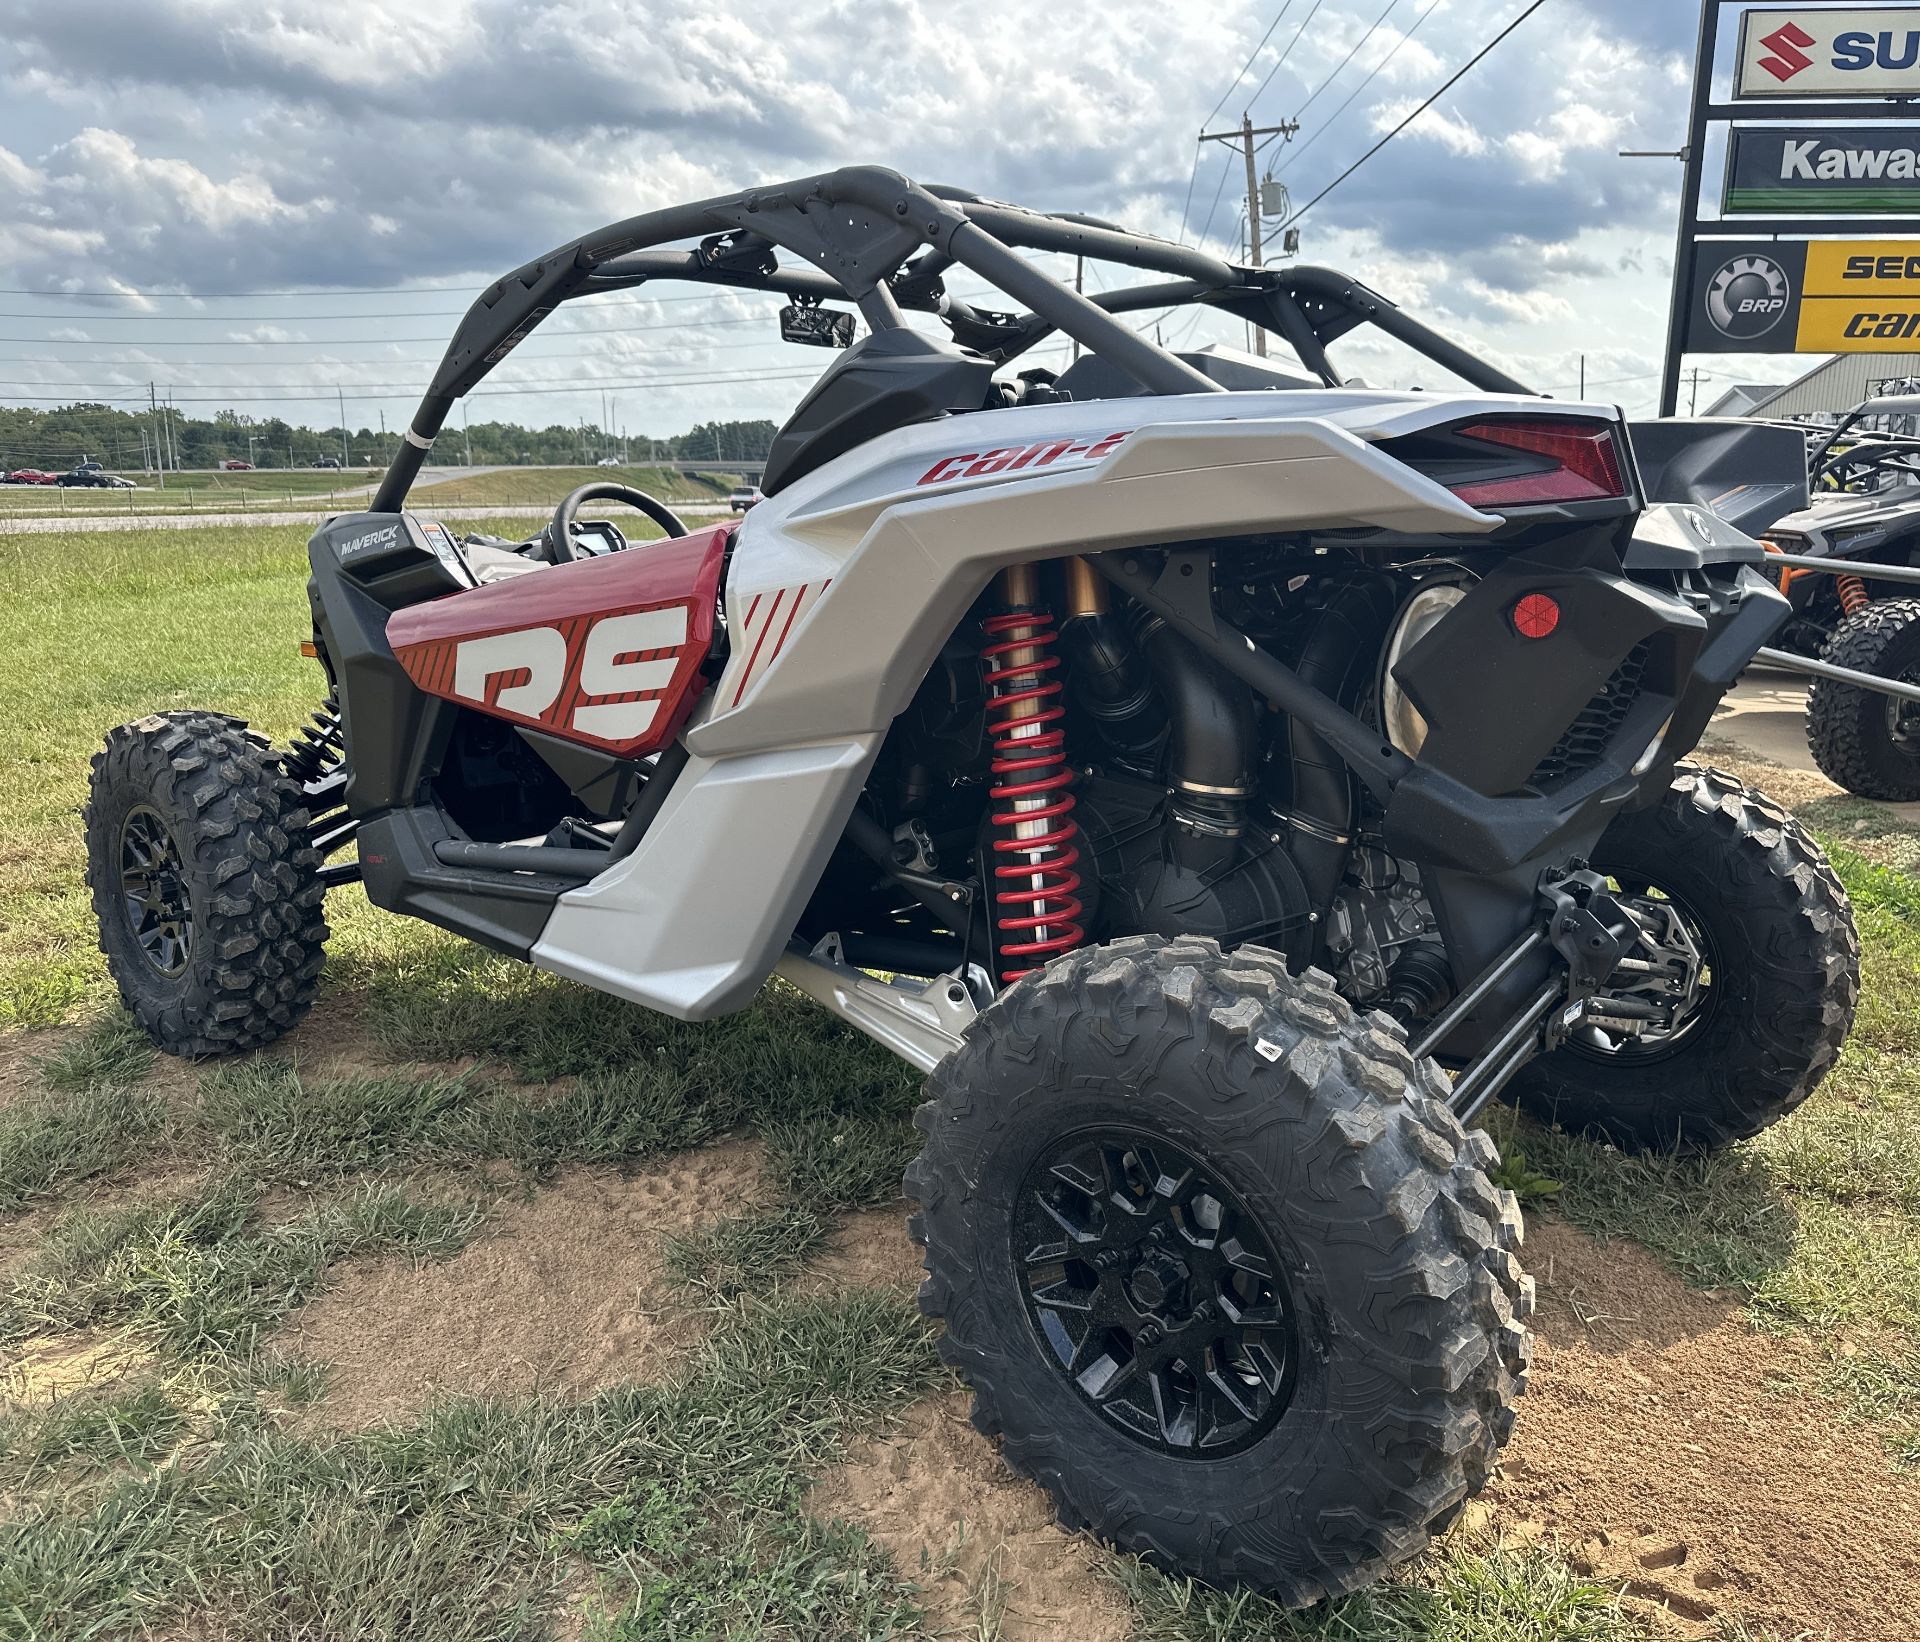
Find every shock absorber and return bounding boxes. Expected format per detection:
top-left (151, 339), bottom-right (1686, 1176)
top-left (1836, 569), bottom-right (1870, 616)
top-left (982, 564), bottom-right (1085, 983)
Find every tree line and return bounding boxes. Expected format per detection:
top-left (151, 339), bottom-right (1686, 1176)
top-left (0, 403), bottom-right (779, 473)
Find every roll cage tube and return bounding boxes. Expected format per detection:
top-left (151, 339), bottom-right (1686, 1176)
top-left (372, 165), bottom-right (1535, 513)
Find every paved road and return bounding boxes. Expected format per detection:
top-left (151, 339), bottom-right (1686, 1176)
top-left (0, 500), bottom-right (736, 535)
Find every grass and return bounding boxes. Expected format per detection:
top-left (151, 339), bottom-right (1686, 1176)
top-left (0, 1289), bottom-right (941, 1641)
top-left (1113, 1539), bottom-right (1656, 1641)
top-left (0, 1178), bottom-right (481, 1358)
top-left (0, 463), bottom-right (739, 519)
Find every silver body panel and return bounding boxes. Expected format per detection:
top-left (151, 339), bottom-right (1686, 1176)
top-left (531, 387), bottom-right (1607, 1019)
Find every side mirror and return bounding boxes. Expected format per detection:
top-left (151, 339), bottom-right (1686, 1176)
top-left (780, 305), bottom-right (857, 349)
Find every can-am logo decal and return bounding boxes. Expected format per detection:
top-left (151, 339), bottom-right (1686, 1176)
top-left (1706, 254), bottom-right (1793, 337)
top-left (916, 430), bottom-right (1133, 486)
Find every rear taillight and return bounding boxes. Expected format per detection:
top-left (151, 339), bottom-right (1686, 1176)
top-left (1447, 418), bottom-right (1627, 508)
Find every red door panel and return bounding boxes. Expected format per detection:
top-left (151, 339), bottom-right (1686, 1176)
top-left (388, 523), bottom-right (729, 758)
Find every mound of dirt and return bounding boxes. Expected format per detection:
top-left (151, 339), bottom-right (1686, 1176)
top-left (279, 1139), bottom-right (769, 1428)
top-left (1493, 1216), bottom-right (1920, 1641)
top-left (810, 1391), bottom-right (1133, 1642)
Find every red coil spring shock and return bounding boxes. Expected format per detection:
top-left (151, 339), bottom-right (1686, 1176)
top-left (1836, 570), bottom-right (1871, 616)
top-left (981, 601), bottom-right (1085, 983)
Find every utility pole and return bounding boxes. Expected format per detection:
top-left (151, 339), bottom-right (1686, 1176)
top-left (463, 400), bottom-right (472, 468)
top-left (1071, 258), bottom-right (1083, 363)
top-left (338, 387), bottom-right (349, 469)
top-left (1200, 113), bottom-right (1299, 357)
top-left (1689, 365), bottom-right (1701, 417)
top-left (1579, 355), bottom-right (1585, 397)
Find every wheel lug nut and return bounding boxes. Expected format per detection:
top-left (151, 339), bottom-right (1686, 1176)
top-left (1137, 1322), bottom-right (1163, 1347)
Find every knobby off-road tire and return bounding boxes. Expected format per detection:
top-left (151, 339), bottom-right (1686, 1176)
top-left (84, 711), bottom-right (328, 1057)
top-left (1806, 597), bottom-right (1920, 800)
top-left (1510, 766), bottom-right (1857, 1154)
top-left (905, 935), bottom-right (1532, 1607)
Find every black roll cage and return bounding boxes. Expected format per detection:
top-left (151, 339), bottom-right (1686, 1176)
top-left (373, 165), bottom-right (1534, 513)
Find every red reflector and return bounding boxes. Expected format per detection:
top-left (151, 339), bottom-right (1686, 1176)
top-left (1512, 593), bottom-right (1560, 639)
top-left (1449, 418), bottom-right (1626, 508)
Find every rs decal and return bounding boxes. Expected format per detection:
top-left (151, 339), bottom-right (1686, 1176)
top-left (386, 521), bottom-right (730, 759)
top-left (447, 607), bottom-right (690, 742)
top-left (917, 430), bottom-right (1133, 486)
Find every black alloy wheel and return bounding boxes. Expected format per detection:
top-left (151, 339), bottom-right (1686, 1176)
top-left (1565, 879), bottom-right (1715, 1065)
top-left (907, 935), bottom-right (1531, 1607)
top-left (1013, 1129), bottom-right (1297, 1457)
top-left (119, 806), bottom-right (193, 977)
top-left (1508, 766), bottom-right (1857, 1153)
top-left (85, 711), bottom-right (329, 1057)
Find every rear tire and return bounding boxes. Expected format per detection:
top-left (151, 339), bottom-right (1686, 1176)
top-left (1508, 766), bottom-right (1857, 1153)
top-left (1806, 597), bottom-right (1920, 800)
top-left (906, 935), bottom-right (1531, 1607)
top-left (84, 711), bottom-right (328, 1057)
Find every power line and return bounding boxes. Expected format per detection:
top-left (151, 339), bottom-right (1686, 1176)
top-left (0, 366), bottom-right (829, 407)
top-left (1245, 0), bottom-right (1327, 108)
top-left (1201, 2), bottom-right (1297, 129)
top-left (0, 290), bottom-right (781, 324)
top-left (1285, 0), bottom-right (1553, 226)
top-left (0, 278), bottom-right (491, 299)
top-left (0, 314), bottom-right (787, 350)
top-left (1292, 0), bottom-right (1401, 122)
top-left (1273, 0), bottom-right (1443, 178)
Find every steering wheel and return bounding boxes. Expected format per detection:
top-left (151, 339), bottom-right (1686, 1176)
top-left (543, 482), bottom-right (690, 563)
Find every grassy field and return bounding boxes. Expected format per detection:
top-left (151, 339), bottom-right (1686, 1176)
top-left (0, 465), bottom-right (739, 520)
top-left (1, 520), bottom-right (1916, 1637)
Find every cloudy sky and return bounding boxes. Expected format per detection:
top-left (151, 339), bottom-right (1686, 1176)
top-left (0, 0), bottom-right (1781, 439)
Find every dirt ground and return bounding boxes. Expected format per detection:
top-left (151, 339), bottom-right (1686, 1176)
top-left (801, 1207), bottom-right (1920, 1642)
top-left (280, 1139), bottom-right (772, 1427)
top-left (1492, 1219), bottom-right (1920, 1640)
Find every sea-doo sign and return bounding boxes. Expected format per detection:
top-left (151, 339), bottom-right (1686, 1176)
top-left (1736, 9), bottom-right (1920, 98)
top-left (1726, 126), bottom-right (1920, 214)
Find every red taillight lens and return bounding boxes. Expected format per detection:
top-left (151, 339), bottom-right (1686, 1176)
top-left (1448, 418), bottom-right (1627, 508)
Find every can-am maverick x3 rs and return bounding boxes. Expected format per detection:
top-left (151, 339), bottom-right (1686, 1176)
top-left (85, 168), bottom-right (1858, 1606)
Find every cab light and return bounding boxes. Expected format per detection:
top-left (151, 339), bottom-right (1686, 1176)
top-left (1449, 419), bottom-right (1627, 508)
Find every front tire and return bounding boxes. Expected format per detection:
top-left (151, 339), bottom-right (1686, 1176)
top-left (906, 936), bottom-right (1531, 1607)
top-left (84, 711), bottom-right (328, 1057)
top-left (1806, 597), bottom-right (1920, 800)
top-left (1509, 766), bottom-right (1857, 1153)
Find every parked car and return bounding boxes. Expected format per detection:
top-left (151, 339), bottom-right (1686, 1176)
top-left (74, 460), bottom-right (102, 473)
top-left (220, 459), bottom-right (254, 471)
top-left (6, 469), bottom-right (60, 485)
top-left (596, 456), bottom-right (623, 467)
top-left (728, 484), bottom-right (764, 512)
top-left (57, 468), bottom-right (131, 487)
top-left (313, 456), bottom-right (342, 469)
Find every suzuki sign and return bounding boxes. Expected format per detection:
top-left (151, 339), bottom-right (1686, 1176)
top-left (1736, 9), bottom-right (1920, 98)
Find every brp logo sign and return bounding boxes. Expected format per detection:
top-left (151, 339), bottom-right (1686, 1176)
top-left (1759, 20), bottom-right (1815, 81)
top-left (1707, 254), bottom-right (1793, 338)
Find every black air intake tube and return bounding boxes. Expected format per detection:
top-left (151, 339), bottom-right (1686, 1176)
top-left (1137, 615), bottom-right (1254, 869)
top-left (1281, 581), bottom-right (1398, 911)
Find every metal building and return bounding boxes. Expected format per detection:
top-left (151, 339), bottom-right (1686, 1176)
top-left (1739, 353), bottom-right (1920, 425)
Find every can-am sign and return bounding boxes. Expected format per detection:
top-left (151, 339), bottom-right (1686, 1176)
top-left (1736, 8), bottom-right (1920, 97)
top-left (1726, 125), bottom-right (1920, 212)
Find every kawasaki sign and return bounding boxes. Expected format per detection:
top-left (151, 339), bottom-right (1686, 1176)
top-left (1726, 126), bottom-right (1920, 213)
top-left (1736, 9), bottom-right (1920, 98)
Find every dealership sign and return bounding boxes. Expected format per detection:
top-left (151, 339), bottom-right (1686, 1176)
top-left (1726, 126), bottom-right (1920, 213)
top-left (1736, 9), bottom-right (1920, 97)
top-left (1684, 238), bottom-right (1920, 351)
